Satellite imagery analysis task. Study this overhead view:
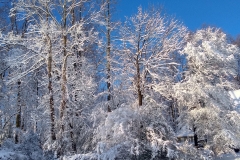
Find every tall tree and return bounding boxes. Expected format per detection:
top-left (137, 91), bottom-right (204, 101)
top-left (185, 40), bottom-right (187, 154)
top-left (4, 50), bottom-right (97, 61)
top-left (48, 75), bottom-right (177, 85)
top-left (119, 7), bottom-right (186, 106)
top-left (97, 0), bottom-right (118, 111)
top-left (105, 0), bottom-right (111, 111)
top-left (0, 0), bottom-right (99, 154)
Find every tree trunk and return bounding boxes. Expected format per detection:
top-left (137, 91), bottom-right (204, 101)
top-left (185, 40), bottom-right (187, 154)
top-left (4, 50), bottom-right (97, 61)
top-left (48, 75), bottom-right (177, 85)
top-left (136, 60), bottom-right (143, 106)
top-left (44, 2), bottom-right (56, 141)
top-left (170, 102), bottom-right (176, 131)
top-left (60, 53), bottom-right (76, 153)
top-left (60, 0), bottom-right (68, 131)
top-left (71, 0), bottom-right (76, 25)
top-left (59, 0), bottom-right (77, 154)
top-left (69, 122), bottom-right (77, 152)
top-left (60, 56), bottom-right (68, 127)
top-left (193, 126), bottom-right (198, 147)
top-left (34, 69), bottom-right (39, 133)
top-left (47, 35), bottom-right (56, 141)
top-left (106, 0), bottom-right (111, 112)
top-left (15, 80), bottom-right (21, 144)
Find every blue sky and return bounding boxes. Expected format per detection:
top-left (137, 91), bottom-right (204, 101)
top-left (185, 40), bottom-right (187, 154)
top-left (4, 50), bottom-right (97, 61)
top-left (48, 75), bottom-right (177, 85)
top-left (116, 0), bottom-right (240, 37)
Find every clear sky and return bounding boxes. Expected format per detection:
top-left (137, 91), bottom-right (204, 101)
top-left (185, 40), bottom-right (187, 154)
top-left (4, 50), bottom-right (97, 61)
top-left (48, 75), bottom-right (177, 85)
top-left (116, 0), bottom-right (240, 37)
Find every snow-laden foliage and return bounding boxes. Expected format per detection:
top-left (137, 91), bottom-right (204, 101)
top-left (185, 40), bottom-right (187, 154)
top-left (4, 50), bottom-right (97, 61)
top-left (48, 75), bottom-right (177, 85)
top-left (91, 95), bottom-right (179, 159)
top-left (1, 1), bottom-right (240, 159)
top-left (0, 0), bottom-right (99, 157)
top-left (0, 132), bottom-right (55, 160)
top-left (174, 27), bottom-right (240, 156)
top-left (117, 6), bottom-right (187, 107)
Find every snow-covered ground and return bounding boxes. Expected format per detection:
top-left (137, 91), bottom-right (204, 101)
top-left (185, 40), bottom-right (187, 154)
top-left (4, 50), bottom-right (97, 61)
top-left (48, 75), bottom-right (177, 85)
top-left (216, 153), bottom-right (240, 160)
top-left (0, 133), bottom-right (55, 160)
top-left (0, 149), bottom-right (28, 159)
top-left (0, 147), bottom-right (240, 160)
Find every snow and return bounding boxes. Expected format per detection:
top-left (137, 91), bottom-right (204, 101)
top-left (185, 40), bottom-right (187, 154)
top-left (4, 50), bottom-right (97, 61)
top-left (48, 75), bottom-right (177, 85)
top-left (176, 126), bottom-right (194, 137)
top-left (0, 149), bottom-right (28, 159)
top-left (216, 153), bottom-right (240, 160)
top-left (229, 90), bottom-right (240, 110)
top-left (63, 153), bottom-right (97, 160)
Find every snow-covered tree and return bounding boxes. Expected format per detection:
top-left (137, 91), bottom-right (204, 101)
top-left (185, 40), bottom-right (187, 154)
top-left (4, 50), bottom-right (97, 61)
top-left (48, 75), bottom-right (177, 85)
top-left (1, 1), bottom-right (240, 159)
top-left (91, 6), bottom-right (187, 159)
top-left (119, 6), bottom-right (187, 106)
top-left (0, 0), bottom-right (100, 156)
top-left (174, 27), bottom-right (240, 155)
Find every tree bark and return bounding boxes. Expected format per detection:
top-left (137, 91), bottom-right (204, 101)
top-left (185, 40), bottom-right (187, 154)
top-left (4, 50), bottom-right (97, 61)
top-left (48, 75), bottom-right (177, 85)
top-left (60, 56), bottom-right (68, 122)
top-left (59, 0), bottom-right (77, 153)
top-left (106, 0), bottom-right (111, 111)
top-left (47, 35), bottom-right (56, 141)
top-left (136, 60), bottom-right (143, 106)
top-left (193, 126), bottom-right (198, 147)
top-left (44, 1), bottom-right (56, 141)
top-left (15, 80), bottom-right (21, 144)
top-left (60, 0), bottom-right (68, 123)
top-left (71, 0), bottom-right (76, 25)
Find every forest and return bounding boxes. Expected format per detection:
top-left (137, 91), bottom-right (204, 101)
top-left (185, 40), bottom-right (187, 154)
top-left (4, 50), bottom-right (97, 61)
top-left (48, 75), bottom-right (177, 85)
top-left (0, 0), bottom-right (240, 159)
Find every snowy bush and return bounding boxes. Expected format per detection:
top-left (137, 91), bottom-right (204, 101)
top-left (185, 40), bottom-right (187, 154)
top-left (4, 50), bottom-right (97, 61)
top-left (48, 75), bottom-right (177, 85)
top-left (0, 131), bottom-right (55, 160)
top-left (93, 97), bottom-right (179, 159)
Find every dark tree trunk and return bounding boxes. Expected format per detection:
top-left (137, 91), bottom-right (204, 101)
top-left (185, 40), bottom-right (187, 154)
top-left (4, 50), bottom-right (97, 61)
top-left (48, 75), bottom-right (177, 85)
top-left (193, 126), bottom-right (198, 147)
top-left (15, 80), bottom-right (21, 144)
top-left (45, 2), bottom-right (56, 141)
top-left (136, 60), bottom-right (143, 106)
top-left (69, 122), bottom-right (77, 152)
